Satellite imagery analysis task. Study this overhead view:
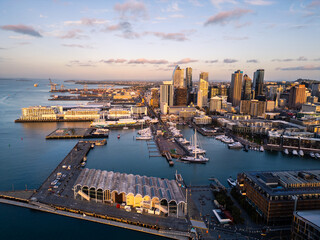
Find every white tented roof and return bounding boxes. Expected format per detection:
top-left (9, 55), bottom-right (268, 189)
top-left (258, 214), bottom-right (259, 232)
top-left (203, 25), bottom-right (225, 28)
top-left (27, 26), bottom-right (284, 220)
top-left (74, 168), bottom-right (185, 204)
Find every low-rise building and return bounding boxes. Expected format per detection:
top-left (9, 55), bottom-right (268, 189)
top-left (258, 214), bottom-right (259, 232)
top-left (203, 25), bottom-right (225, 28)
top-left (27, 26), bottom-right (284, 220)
top-left (20, 105), bottom-right (63, 121)
top-left (193, 116), bottom-right (212, 125)
top-left (238, 170), bottom-right (320, 225)
top-left (64, 108), bottom-right (100, 120)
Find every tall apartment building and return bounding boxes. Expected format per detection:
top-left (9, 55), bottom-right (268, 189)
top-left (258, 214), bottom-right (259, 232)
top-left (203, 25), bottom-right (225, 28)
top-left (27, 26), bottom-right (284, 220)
top-left (253, 69), bottom-right (265, 98)
top-left (230, 70), bottom-right (243, 107)
top-left (174, 87), bottom-right (188, 106)
top-left (186, 67), bottom-right (192, 89)
top-left (289, 84), bottom-right (307, 109)
top-left (160, 81), bottom-right (174, 107)
top-left (172, 65), bottom-right (185, 88)
top-left (242, 74), bottom-right (252, 100)
top-left (198, 72), bottom-right (209, 107)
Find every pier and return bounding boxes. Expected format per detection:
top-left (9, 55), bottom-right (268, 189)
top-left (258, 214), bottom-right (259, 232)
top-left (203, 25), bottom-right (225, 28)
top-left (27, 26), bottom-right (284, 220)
top-left (46, 128), bottom-right (109, 139)
top-left (0, 141), bottom-right (193, 239)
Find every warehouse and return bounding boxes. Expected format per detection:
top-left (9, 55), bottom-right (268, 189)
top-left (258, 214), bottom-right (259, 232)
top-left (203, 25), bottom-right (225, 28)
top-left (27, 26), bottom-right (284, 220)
top-left (73, 168), bottom-right (186, 217)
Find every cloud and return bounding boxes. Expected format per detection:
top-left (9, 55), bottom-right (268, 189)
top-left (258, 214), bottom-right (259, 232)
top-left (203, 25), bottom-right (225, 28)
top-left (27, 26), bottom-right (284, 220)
top-left (272, 57), bottom-right (308, 62)
top-left (128, 58), bottom-right (169, 64)
top-left (224, 58), bottom-right (238, 63)
top-left (224, 36), bottom-right (248, 40)
top-left (307, 1), bottom-right (320, 9)
top-left (165, 2), bottom-right (181, 12)
top-left (62, 44), bottom-right (93, 48)
top-left (204, 8), bottom-right (253, 26)
top-left (189, 0), bottom-right (204, 7)
top-left (205, 60), bottom-right (219, 63)
top-left (105, 21), bottom-right (140, 39)
top-left (101, 59), bottom-right (127, 64)
top-left (314, 58), bottom-right (320, 61)
top-left (272, 58), bottom-right (293, 62)
top-left (278, 65), bottom-right (320, 71)
top-left (59, 29), bottom-right (87, 39)
top-left (67, 60), bottom-right (96, 67)
top-left (175, 58), bottom-right (198, 64)
top-left (0, 24), bottom-right (42, 37)
top-left (244, 0), bottom-right (273, 6)
top-left (170, 14), bottom-right (184, 18)
top-left (247, 59), bottom-right (258, 63)
top-left (210, 0), bottom-right (237, 8)
top-left (40, 14), bottom-right (48, 18)
top-left (64, 18), bottom-right (108, 26)
top-left (114, 0), bottom-right (147, 20)
top-left (147, 31), bottom-right (188, 41)
top-left (297, 56), bottom-right (308, 61)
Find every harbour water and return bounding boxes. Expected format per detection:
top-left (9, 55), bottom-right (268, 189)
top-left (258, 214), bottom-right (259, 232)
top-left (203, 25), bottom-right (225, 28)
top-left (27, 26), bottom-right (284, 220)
top-left (0, 78), bottom-right (319, 239)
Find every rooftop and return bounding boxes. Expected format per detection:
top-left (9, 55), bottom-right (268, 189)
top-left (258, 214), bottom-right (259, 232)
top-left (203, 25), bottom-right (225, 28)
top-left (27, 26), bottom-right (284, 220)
top-left (242, 169), bottom-right (320, 196)
top-left (295, 210), bottom-right (320, 228)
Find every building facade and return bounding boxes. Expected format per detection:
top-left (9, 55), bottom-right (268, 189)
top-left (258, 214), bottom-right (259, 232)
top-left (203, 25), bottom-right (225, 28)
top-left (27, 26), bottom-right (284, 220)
top-left (172, 65), bottom-right (185, 88)
top-left (199, 72), bottom-right (209, 107)
top-left (253, 69), bottom-right (265, 98)
top-left (174, 87), bottom-right (188, 106)
top-left (186, 67), bottom-right (192, 89)
top-left (237, 170), bottom-right (320, 225)
top-left (289, 84), bottom-right (307, 109)
top-left (292, 210), bottom-right (320, 240)
top-left (160, 81), bottom-right (174, 107)
top-left (230, 70), bottom-right (243, 107)
top-left (242, 74), bottom-right (252, 100)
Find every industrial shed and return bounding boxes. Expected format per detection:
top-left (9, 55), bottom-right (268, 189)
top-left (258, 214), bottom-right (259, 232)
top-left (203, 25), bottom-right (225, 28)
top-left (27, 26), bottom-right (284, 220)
top-left (73, 168), bottom-right (186, 217)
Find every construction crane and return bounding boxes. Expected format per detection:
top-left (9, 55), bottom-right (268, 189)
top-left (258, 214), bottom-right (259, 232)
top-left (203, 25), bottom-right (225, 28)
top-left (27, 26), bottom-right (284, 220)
top-left (49, 78), bottom-right (58, 91)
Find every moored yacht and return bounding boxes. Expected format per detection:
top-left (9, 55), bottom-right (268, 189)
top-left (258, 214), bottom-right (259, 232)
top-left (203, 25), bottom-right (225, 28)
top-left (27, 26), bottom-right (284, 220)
top-left (283, 149), bottom-right (289, 155)
top-left (292, 150), bottom-right (298, 156)
top-left (299, 150), bottom-right (304, 157)
top-left (227, 177), bottom-right (237, 187)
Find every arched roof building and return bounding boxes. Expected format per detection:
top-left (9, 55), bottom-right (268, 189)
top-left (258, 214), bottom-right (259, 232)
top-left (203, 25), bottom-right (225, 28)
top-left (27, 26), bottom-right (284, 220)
top-left (73, 168), bottom-right (186, 217)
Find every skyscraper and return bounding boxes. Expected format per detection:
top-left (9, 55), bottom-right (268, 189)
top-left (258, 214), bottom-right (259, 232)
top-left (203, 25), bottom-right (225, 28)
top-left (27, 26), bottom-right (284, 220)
top-left (160, 81), bottom-right (174, 107)
top-left (172, 65), bottom-right (185, 88)
top-left (253, 69), bottom-right (265, 98)
top-left (186, 67), bottom-right (192, 89)
top-left (242, 74), bottom-right (252, 100)
top-left (230, 70), bottom-right (243, 107)
top-left (289, 84), bottom-right (306, 109)
top-left (174, 88), bottom-right (188, 106)
top-left (198, 72), bottom-right (209, 107)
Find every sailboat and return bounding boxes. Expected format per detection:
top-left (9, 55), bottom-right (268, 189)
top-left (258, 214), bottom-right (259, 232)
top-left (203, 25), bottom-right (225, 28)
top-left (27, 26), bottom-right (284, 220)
top-left (181, 130), bottom-right (209, 163)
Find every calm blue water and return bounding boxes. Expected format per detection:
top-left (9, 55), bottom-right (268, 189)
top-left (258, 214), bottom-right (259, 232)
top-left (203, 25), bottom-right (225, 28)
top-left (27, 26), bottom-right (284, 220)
top-left (0, 78), bottom-right (319, 239)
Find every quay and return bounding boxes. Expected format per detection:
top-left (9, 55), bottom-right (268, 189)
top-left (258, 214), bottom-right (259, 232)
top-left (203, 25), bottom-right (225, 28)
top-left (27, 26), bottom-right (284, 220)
top-left (0, 141), bottom-right (193, 240)
top-left (15, 119), bottom-right (91, 123)
top-left (46, 128), bottom-right (109, 139)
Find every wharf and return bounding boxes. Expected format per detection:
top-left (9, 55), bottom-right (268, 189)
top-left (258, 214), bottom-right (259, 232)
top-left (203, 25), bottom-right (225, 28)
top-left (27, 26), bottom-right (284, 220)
top-left (15, 119), bottom-right (91, 123)
top-left (265, 144), bottom-right (320, 154)
top-left (155, 135), bottom-right (189, 159)
top-left (0, 141), bottom-right (192, 239)
top-left (192, 123), bottom-right (220, 137)
top-left (46, 128), bottom-right (109, 139)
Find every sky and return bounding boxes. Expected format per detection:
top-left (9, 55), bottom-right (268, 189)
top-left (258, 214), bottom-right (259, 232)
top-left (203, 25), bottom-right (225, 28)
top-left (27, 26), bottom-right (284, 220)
top-left (0, 0), bottom-right (320, 82)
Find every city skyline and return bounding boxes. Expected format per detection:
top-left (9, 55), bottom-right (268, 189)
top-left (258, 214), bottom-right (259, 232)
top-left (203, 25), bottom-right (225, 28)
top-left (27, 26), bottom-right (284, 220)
top-left (1, 0), bottom-right (320, 81)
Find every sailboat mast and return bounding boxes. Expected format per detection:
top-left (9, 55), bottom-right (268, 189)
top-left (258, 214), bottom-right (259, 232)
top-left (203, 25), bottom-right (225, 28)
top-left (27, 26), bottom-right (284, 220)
top-left (194, 130), bottom-right (197, 158)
